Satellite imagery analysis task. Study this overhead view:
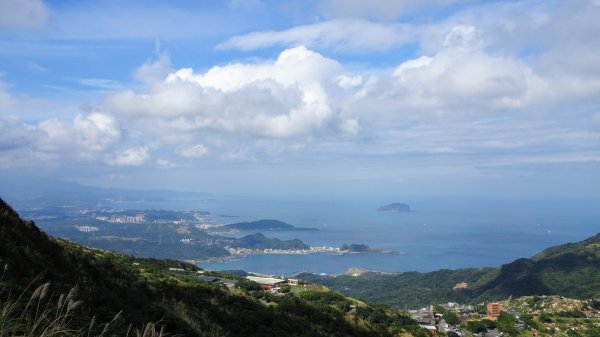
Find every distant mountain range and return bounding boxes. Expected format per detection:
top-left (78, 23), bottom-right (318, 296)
top-left (300, 232), bottom-right (600, 308)
top-left (1, 178), bottom-right (210, 208)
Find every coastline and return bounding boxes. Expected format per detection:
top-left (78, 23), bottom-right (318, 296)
top-left (193, 246), bottom-right (405, 265)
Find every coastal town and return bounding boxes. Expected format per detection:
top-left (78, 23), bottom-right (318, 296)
top-left (225, 245), bottom-right (347, 257)
top-left (21, 206), bottom-right (389, 263)
top-left (409, 295), bottom-right (600, 336)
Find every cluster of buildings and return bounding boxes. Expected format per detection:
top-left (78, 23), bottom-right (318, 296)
top-left (224, 245), bottom-right (347, 257)
top-left (96, 214), bottom-right (145, 223)
top-left (74, 225), bottom-right (99, 232)
top-left (410, 302), bottom-right (506, 336)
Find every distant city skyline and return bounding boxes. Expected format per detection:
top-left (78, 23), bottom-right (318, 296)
top-left (0, 0), bottom-right (599, 198)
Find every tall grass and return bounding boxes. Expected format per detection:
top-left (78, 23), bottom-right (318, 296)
top-left (0, 265), bottom-right (168, 337)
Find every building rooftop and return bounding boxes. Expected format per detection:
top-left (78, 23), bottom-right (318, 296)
top-left (246, 276), bottom-right (286, 286)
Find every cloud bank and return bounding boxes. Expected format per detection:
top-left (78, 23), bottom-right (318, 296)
top-left (0, 0), bottom-right (599, 195)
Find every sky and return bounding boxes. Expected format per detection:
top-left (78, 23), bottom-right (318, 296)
top-left (0, 0), bottom-right (599, 198)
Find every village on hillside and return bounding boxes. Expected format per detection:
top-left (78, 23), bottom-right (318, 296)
top-left (410, 295), bottom-right (600, 336)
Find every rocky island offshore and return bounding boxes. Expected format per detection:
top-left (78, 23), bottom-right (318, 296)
top-left (377, 202), bottom-right (411, 212)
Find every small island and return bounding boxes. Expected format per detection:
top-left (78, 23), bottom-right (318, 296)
top-left (224, 219), bottom-right (318, 231)
top-left (377, 203), bottom-right (411, 213)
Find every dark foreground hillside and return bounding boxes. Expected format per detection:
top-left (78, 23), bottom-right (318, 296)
top-left (0, 197), bottom-right (426, 336)
top-left (301, 232), bottom-right (600, 308)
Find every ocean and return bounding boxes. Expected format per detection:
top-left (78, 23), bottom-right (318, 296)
top-left (188, 195), bottom-right (600, 276)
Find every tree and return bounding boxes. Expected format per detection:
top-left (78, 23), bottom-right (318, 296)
top-left (445, 311), bottom-right (460, 326)
top-left (497, 311), bottom-right (518, 336)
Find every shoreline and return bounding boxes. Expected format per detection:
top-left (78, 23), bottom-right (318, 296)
top-left (192, 246), bottom-right (405, 264)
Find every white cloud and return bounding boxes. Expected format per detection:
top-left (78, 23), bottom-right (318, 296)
top-left (0, 78), bottom-right (124, 167)
top-left (0, 0), bottom-right (49, 29)
top-left (389, 45), bottom-right (544, 111)
top-left (2, 0), bottom-right (600, 183)
top-left (109, 147), bottom-right (149, 166)
top-left (339, 118), bottom-right (359, 136)
top-left (72, 112), bottom-right (121, 151)
top-left (178, 144), bottom-right (209, 158)
top-left (107, 46), bottom-right (346, 140)
top-left (134, 52), bottom-right (173, 84)
top-left (337, 75), bottom-right (362, 89)
top-left (217, 19), bottom-right (414, 52)
top-left (156, 158), bottom-right (177, 169)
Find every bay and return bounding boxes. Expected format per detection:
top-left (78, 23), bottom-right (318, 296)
top-left (197, 195), bottom-right (600, 275)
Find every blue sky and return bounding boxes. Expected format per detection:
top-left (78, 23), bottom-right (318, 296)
top-left (0, 0), bottom-right (599, 198)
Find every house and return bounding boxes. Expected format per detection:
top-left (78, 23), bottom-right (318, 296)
top-left (245, 276), bottom-right (287, 291)
top-left (419, 324), bottom-right (437, 335)
top-left (198, 276), bottom-right (220, 283)
top-left (219, 278), bottom-right (239, 288)
top-left (198, 275), bottom-right (239, 288)
top-left (287, 278), bottom-right (299, 285)
top-left (486, 303), bottom-right (502, 316)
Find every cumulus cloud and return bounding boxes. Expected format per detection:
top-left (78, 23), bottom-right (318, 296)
top-left (0, 0), bottom-right (49, 29)
top-left (218, 19), bottom-right (414, 52)
top-left (0, 77), bottom-right (126, 167)
top-left (389, 31), bottom-right (545, 111)
top-left (107, 46), bottom-right (355, 141)
top-left (72, 113), bottom-right (121, 151)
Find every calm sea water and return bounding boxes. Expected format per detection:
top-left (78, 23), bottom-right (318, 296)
top-left (115, 195), bottom-right (600, 276)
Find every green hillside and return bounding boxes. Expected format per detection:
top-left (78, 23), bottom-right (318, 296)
top-left (301, 233), bottom-right (600, 308)
top-left (0, 197), bottom-right (427, 336)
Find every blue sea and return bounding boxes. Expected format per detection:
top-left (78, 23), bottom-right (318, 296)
top-left (115, 195), bottom-right (600, 276)
top-left (190, 195), bottom-right (600, 276)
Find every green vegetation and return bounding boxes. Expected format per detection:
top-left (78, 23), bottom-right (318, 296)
top-left (0, 197), bottom-right (427, 336)
top-left (300, 268), bottom-right (495, 308)
top-left (225, 219), bottom-right (317, 231)
top-left (497, 311), bottom-right (518, 336)
top-left (300, 232), bottom-right (600, 308)
top-left (465, 319), bottom-right (495, 333)
top-left (0, 282), bottom-right (166, 337)
top-left (231, 233), bottom-right (309, 250)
